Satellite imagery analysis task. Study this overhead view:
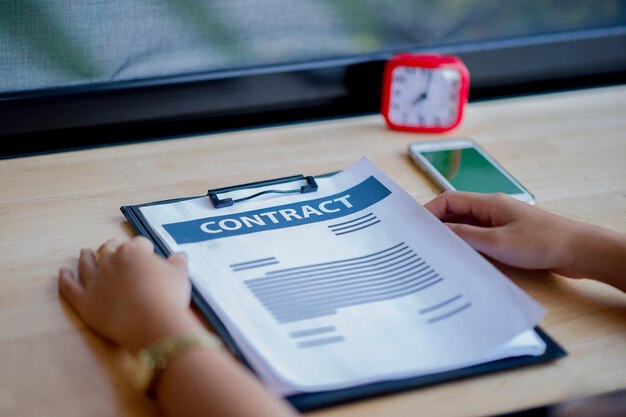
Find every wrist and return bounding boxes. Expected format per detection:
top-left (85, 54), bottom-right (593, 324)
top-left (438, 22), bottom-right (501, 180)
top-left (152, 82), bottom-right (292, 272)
top-left (562, 222), bottom-right (626, 291)
top-left (121, 308), bottom-right (204, 354)
top-left (135, 332), bottom-right (224, 397)
top-left (556, 220), bottom-right (590, 278)
top-left (583, 227), bottom-right (626, 291)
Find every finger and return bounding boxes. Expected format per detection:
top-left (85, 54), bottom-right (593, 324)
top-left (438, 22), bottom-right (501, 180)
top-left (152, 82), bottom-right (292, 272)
top-left (424, 191), bottom-right (500, 226)
top-left (58, 268), bottom-right (86, 315)
top-left (78, 249), bottom-right (98, 286)
top-left (445, 223), bottom-right (502, 256)
top-left (167, 252), bottom-right (189, 275)
top-left (99, 238), bottom-right (121, 250)
top-left (96, 238), bottom-right (121, 264)
top-left (129, 236), bottom-right (154, 253)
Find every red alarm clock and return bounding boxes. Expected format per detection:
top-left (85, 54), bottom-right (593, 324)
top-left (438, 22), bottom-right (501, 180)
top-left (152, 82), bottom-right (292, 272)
top-left (381, 53), bottom-right (470, 133)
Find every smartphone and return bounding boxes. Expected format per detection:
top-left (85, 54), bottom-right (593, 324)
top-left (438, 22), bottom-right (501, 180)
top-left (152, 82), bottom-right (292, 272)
top-left (408, 138), bottom-right (536, 204)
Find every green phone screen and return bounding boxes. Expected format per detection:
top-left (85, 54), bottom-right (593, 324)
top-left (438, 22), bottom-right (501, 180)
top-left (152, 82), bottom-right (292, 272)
top-left (421, 148), bottom-right (523, 194)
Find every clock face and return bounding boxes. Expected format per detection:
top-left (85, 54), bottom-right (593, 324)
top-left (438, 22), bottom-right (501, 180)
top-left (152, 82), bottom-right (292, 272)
top-left (388, 66), bottom-right (462, 129)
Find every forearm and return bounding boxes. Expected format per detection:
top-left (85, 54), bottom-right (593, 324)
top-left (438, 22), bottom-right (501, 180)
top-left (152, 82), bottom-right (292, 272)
top-left (156, 348), bottom-right (298, 417)
top-left (567, 223), bottom-right (626, 292)
top-left (130, 311), bottom-right (298, 417)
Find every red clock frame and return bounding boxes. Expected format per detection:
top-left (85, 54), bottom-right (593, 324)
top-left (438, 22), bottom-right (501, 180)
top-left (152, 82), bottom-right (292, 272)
top-left (381, 53), bottom-right (470, 133)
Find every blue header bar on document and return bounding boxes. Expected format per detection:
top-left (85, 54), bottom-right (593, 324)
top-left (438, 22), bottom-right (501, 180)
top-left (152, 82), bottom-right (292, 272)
top-left (163, 176), bottom-right (391, 244)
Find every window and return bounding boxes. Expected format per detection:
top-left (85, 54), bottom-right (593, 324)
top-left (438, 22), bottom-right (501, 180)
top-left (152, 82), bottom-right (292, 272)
top-left (1, 1), bottom-right (625, 156)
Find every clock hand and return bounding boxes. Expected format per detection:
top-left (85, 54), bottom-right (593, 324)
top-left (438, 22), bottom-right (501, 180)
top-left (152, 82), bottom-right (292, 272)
top-left (412, 91), bottom-right (428, 106)
top-left (412, 71), bottom-right (433, 106)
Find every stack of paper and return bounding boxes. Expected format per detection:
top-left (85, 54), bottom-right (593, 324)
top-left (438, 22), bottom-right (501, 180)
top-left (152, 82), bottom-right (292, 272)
top-left (139, 158), bottom-right (546, 395)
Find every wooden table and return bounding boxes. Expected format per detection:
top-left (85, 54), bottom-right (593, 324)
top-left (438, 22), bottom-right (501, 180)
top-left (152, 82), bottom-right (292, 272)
top-left (1, 85), bottom-right (625, 417)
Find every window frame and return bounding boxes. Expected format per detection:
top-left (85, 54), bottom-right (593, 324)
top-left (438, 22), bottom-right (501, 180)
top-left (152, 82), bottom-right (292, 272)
top-left (1, 25), bottom-right (625, 158)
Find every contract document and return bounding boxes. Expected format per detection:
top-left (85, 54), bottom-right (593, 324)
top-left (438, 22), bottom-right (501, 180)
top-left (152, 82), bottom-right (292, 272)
top-left (137, 158), bottom-right (547, 395)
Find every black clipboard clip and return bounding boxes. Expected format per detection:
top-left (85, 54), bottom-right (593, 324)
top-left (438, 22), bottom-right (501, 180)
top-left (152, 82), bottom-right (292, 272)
top-left (208, 175), bottom-right (319, 208)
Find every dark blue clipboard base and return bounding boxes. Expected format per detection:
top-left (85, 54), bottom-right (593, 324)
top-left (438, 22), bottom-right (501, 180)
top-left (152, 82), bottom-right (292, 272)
top-left (121, 198), bottom-right (566, 412)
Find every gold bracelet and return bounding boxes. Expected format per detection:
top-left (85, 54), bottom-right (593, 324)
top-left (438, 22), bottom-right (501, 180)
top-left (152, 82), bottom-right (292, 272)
top-left (134, 333), bottom-right (223, 397)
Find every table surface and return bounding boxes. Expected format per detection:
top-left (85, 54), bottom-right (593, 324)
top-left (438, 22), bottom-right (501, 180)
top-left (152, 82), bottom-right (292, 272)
top-left (1, 85), bottom-right (625, 417)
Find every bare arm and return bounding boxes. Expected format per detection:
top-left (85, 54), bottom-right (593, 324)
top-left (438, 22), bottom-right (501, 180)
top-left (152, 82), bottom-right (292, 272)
top-left (58, 237), bottom-right (298, 417)
top-left (564, 221), bottom-right (626, 292)
top-left (424, 191), bottom-right (626, 292)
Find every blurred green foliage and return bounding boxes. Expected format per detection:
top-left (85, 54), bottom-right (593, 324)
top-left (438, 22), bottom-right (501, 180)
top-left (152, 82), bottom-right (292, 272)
top-left (0, 0), bottom-right (624, 92)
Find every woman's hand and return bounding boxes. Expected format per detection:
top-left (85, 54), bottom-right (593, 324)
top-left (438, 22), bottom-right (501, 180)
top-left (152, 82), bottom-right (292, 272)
top-left (59, 237), bottom-right (300, 417)
top-left (424, 191), bottom-right (590, 277)
top-left (59, 236), bottom-right (203, 353)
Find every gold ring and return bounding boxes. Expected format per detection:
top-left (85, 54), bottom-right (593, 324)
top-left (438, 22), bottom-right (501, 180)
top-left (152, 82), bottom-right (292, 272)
top-left (95, 246), bottom-right (117, 264)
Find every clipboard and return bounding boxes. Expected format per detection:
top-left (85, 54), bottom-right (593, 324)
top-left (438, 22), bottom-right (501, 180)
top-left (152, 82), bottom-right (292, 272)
top-left (121, 173), bottom-right (566, 412)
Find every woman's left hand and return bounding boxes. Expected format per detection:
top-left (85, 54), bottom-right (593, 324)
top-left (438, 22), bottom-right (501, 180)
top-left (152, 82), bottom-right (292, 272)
top-left (59, 236), bottom-right (202, 353)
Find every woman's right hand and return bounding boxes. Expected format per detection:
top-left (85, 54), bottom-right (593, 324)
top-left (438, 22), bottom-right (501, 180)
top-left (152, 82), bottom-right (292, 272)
top-left (424, 191), bottom-right (592, 278)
